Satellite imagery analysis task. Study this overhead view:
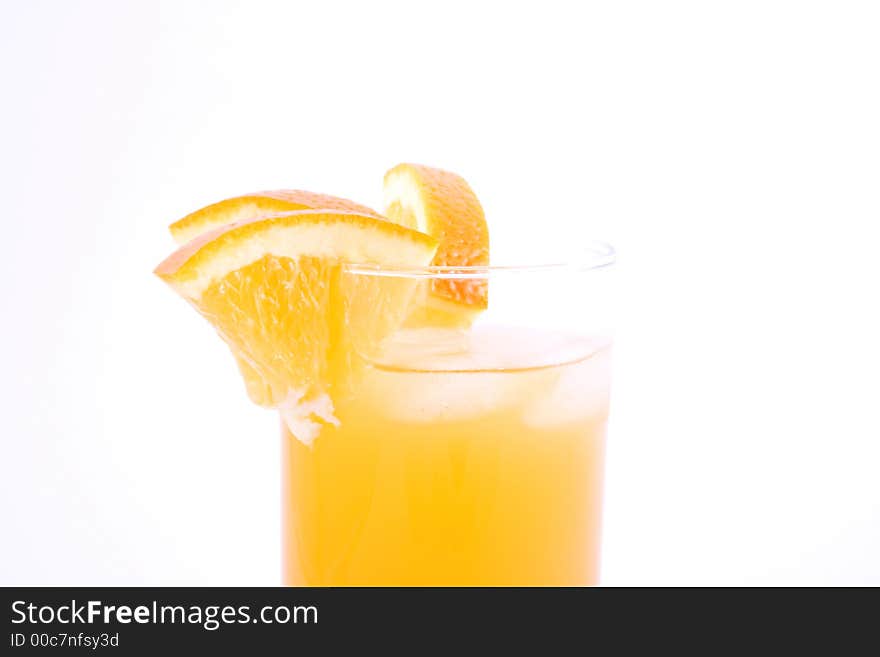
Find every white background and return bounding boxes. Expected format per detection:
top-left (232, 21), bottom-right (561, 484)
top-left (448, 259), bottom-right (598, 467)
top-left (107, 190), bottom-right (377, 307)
top-left (2, 0), bottom-right (878, 586)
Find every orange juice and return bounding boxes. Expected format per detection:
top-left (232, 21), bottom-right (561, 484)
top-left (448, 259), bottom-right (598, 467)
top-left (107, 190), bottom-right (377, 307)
top-left (282, 327), bottom-right (611, 586)
top-left (152, 169), bottom-right (617, 587)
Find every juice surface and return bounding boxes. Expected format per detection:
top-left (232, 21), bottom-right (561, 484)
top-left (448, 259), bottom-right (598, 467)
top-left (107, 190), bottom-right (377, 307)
top-left (282, 327), bottom-right (610, 586)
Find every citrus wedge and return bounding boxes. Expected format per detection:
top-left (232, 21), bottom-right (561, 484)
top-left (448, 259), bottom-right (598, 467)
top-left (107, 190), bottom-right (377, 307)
top-left (167, 191), bottom-right (383, 400)
top-left (169, 190), bottom-right (381, 244)
top-left (155, 210), bottom-right (437, 443)
top-left (382, 164), bottom-right (489, 326)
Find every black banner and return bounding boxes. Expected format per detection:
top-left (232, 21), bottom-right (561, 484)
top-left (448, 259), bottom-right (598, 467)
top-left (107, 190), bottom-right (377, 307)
top-left (1, 587), bottom-right (871, 653)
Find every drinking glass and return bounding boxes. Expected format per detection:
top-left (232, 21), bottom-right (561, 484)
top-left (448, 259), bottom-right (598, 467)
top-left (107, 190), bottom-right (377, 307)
top-left (282, 243), bottom-right (615, 586)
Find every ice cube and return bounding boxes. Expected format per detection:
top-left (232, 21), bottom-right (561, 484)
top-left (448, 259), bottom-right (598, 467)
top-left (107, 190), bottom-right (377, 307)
top-left (522, 347), bottom-right (612, 429)
top-left (361, 368), bottom-right (534, 424)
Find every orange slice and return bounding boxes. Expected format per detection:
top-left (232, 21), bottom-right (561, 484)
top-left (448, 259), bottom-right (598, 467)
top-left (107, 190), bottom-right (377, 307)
top-left (382, 164), bottom-right (489, 325)
top-left (167, 191), bottom-right (383, 400)
top-left (169, 190), bottom-right (381, 244)
top-left (155, 210), bottom-right (437, 443)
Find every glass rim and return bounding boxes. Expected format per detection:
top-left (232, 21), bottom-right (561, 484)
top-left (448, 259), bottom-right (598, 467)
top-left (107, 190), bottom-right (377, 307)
top-left (343, 241), bottom-right (615, 279)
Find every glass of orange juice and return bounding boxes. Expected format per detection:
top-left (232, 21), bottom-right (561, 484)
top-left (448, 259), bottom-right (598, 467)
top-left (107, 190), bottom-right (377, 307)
top-left (281, 244), bottom-right (616, 586)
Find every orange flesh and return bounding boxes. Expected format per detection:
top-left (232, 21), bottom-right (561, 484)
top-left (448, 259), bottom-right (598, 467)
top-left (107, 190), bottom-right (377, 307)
top-left (155, 211), bottom-right (437, 408)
